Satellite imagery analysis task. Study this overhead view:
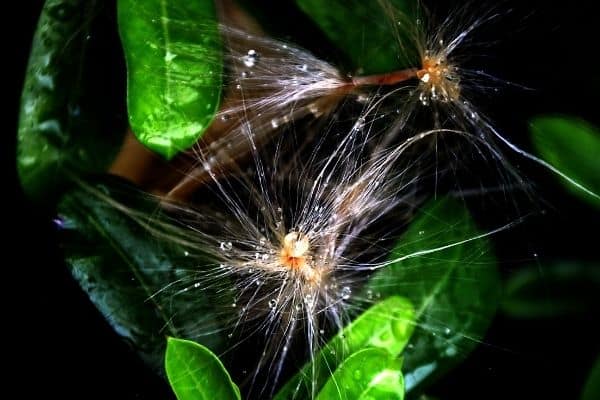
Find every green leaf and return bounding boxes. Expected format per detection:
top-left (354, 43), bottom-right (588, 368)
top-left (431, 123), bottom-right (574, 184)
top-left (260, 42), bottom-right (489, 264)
top-left (275, 296), bottom-right (415, 400)
top-left (118, 0), bottom-right (222, 159)
top-left (582, 355), bottom-right (600, 400)
top-left (58, 178), bottom-right (224, 370)
top-left (316, 348), bottom-right (404, 400)
top-left (296, 0), bottom-right (418, 74)
top-left (502, 261), bottom-right (600, 319)
top-left (165, 337), bottom-right (241, 400)
top-left (364, 198), bottom-right (500, 392)
top-left (17, 0), bottom-right (124, 201)
top-left (529, 116), bottom-right (600, 208)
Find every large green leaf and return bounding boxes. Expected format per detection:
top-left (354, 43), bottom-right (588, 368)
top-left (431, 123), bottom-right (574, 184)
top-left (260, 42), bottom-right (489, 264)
top-left (316, 348), bottom-right (404, 400)
top-left (582, 355), bottom-right (600, 400)
top-left (118, 0), bottom-right (222, 159)
top-left (17, 0), bottom-right (124, 201)
top-left (275, 296), bottom-right (415, 400)
top-left (502, 261), bottom-right (600, 319)
top-left (296, 0), bottom-right (418, 74)
top-left (57, 179), bottom-right (223, 370)
top-left (165, 338), bottom-right (241, 400)
top-left (364, 198), bottom-right (500, 393)
top-left (529, 116), bottom-right (600, 208)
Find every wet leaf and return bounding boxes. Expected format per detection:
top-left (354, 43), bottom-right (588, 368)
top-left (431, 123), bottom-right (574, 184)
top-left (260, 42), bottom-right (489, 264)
top-left (529, 116), bottom-right (600, 208)
top-left (296, 0), bottom-right (418, 74)
top-left (316, 348), bottom-right (404, 400)
top-left (118, 0), bottom-right (222, 159)
top-left (275, 296), bottom-right (414, 399)
top-left (165, 337), bottom-right (241, 400)
top-left (364, 197), bottom-right (500, 392)
top-left (58, 178), bottom-right (223, 370)
top-left (17, 0), bottom-right (124, 201)
top-left (502, 261), bottom-right (600, 319)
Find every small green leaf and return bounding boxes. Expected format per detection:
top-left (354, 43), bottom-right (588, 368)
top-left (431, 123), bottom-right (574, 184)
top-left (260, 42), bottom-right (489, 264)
top-left (364, 197), bottom-right (500, 392)
top-left (316, 348), bottom-right (404, 400)
top-left (529, 116), bottom-right (600, 208)
top-left (275, 296), bottom-right (414, 399)
top-left (502, 261), bottom-right (600, 319)
top-left (118, 0), bottom-right (222, 159)
top-left (296, 0), bottom-right (418, 74)
top-left (582, 355), bottom-right (600, 400)
top-left (165, 337), bottom-right (241, 400)
top-left (58, 178), bottom-right (224, 370)
top-left (17, 0), bottom-right (124, 201)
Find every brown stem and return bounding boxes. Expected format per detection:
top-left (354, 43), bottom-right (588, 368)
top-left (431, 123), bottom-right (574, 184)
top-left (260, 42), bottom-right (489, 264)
top-left (351, 67), bottom-right (419, 87)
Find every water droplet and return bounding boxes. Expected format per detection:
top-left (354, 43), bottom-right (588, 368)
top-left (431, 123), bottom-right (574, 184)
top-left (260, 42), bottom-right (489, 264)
top-left (164, 51), bottom-right (176, 62)
top-left (53, 217), bottom-right (65, 229)
top-left (183, 250), bottom-right (189, 257)
top-left (271, 118), bottom-right (280, 129)
top-left (418, 230), bottom-right (425, 235)
top-left (242, 49), bottom-right (259, 67)
top-left (341, 286), bottom-right (352, 300)
top-left (227, 333), bottom-right (233, 338)
top-left (193, 282), bottom-right (201, 288)
top-left (356, 93), bottom-right (370, 104)
top-left (353, 116), bottom-right (366, 131)
top-left (366, 290), bottom-right (374, 300)
top-left (319, 329), bottom-right (325, 335)
top-left (232, 302), bottom-right (237, 307)
top-left (304, 294), bottom-right (316, 307)
top-left (220, 241), bottom-right (233, 251)
top-left (444, 327), bottom-right (451, 335)
top-left (268, 299), bottom-right (278, 309)
top-left (445, 345), bottom-right (458, 357)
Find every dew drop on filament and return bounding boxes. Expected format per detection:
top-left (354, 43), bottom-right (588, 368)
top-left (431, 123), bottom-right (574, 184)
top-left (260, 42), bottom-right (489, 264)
top-left (341, 286), bottom-right (352, 300)
top-left (242, 49), bottom-right (259, 68)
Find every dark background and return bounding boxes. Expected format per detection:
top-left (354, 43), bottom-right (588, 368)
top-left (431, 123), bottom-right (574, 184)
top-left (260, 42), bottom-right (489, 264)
top-left (8, 0), bottom-right (599, 398)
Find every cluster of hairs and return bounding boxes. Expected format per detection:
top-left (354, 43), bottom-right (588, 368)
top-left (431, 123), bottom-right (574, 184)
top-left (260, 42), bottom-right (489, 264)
top-left (83, 0), bottom-right (599, 398)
